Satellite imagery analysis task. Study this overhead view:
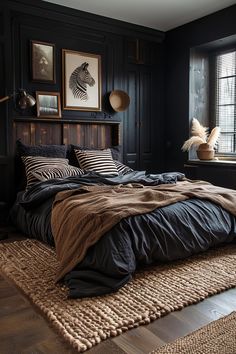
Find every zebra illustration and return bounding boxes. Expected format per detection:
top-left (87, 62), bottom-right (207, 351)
top-left (69, 62), bottom-right (95, 101)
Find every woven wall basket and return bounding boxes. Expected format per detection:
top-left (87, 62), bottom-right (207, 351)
top-left (109, 90), bottom-right (130, 112)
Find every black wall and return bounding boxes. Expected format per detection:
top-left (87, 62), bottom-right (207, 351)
top-left (164, 5), bottom-right (236, 172)
top-left (0, 0), bottom-right (165, 217)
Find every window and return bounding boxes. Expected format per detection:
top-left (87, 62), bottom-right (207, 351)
top-left (215, 50), bottom-right (236, 155)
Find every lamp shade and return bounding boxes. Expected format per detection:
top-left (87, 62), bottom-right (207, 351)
top-left (18, 90), bottom-right (36, 109)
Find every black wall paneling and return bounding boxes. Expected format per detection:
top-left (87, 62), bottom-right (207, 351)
top-left (0, 0), bottom-right (165, 222)
top-left (165, 5), bottom-right (236, 175)
top-left (126, 37), bottom-right (154, 65)
top-left (124, 38), bottom-right (164, 172)
top-left (9, 0), bottom-right (164, 43)
top-left (0, 4), bottom-right (14, 216)
top-left (184, 161), bottom-right (236, 190)
top-left (0, 5), bottom-right (6, 156)
top-left (0, 9), bottom-right (4, 37)
top-left (124, 66), bottom-right (154, 171)
top-left (0, 43), bottom-right (7, 156)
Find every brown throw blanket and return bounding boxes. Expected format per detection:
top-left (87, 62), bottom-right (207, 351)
top-left (51, 180), bottom-right (236, 281)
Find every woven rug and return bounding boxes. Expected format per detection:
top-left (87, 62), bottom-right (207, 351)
top-left (0, 240), bottom-right (236, 353)
top-left (151, 311), bottom-right (236, 354)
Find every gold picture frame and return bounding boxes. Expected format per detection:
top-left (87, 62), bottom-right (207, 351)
top-left (62, 49), bottom-right (102, 111)
top-left (36, 91), bottom-right (61, 118)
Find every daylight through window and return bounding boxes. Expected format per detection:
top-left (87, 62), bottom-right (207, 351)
top-left (215, 50), bottom-right (236, 154)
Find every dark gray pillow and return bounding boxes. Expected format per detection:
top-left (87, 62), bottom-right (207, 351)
top-left (16, 139), bottom-right (67, 158)
top-left (110, 145), bottom-right (122, 161)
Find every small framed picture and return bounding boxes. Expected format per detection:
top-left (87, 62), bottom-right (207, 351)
top-left (36, 91), bottom-right (61, 118)
top-left (62, 49), bottom-right (102, 111)
top-left (31, 40), bottom-right (56, 83)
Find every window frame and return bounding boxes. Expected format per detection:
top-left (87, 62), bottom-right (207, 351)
top-left (210, 46), bottom-right (236, 159)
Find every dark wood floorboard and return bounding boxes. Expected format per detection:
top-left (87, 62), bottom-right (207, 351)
top-left (1, 235), bottom-right (236, 353)
top-left (0, 274), bottom-right (78, 354)
top-left (1, 275), bottom-right (236, 354)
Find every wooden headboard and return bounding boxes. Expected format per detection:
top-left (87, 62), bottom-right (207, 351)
top-left (13, 119), bottom-right (121, 148)
top-left (0, 118), bottom-right (121, 213)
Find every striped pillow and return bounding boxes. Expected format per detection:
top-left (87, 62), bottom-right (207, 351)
top-left (32, 165), bottom-right (84, 182)
top-left (74, 148), bottom-right (119, 176)
top-left (114, 160), bottom-right (134, 175)
top-left (21, 156), bottom-right (74, 189)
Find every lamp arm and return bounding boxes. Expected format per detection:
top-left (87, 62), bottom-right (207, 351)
top-left (0, 95), bottom-right (10, 103)
top-left (0, 90), bottom-right (35, 108)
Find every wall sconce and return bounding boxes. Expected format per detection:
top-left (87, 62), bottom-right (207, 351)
top-left (0, 89), bottom-right (36, 109)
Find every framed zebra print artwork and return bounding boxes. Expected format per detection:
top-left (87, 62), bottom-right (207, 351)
top-left (62, 49), bottom-right (102, 112)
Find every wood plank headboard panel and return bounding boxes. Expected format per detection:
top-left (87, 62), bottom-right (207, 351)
top-left (13, 119), bottom-right (121, 148)
top-left (63, 123), bottom-right (119, 148)
top-left (13, 121), bottom-right (62, 145)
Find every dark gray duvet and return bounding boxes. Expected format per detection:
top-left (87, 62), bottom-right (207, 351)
top-left (10, 171), bottom-right (236, 298)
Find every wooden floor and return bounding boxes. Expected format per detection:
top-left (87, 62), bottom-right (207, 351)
top-left (1, 235), bottom-right (236, 353)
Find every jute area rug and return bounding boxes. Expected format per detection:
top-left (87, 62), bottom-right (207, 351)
top-left (151, 311), bottom-right (236, 354)
top-left (0, 240), bottom-right (236, 353)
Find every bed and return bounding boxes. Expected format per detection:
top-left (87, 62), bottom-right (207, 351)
top-left (10, 121), bottom-right (236, 299)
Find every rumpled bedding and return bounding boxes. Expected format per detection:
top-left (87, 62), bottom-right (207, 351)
top-left (10, 171), bottom-right (236, 298)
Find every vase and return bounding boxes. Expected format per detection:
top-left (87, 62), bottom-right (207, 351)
top-left (196, 143), bottom-right (215, 160)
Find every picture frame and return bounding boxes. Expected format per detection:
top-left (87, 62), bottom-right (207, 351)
top-left (36, 91), bottom-right (61, 118)
top-left (62, 49), bottom-right (102, 111)
top-left (31, 40), bottom-right (56, 83)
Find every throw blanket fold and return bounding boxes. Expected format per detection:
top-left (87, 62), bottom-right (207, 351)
top-left (51, 180), bottom-right (236, 281)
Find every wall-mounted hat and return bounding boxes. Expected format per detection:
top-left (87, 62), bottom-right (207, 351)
top-left (109, 90), bottom-right (130, 112)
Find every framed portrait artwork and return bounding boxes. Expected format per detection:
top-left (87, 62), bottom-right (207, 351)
top-left (62, 49), bottom-right (102, 111)
top-left (36, 91), bottom-right (61, 118)
top-left (31, 40), bottom-right (56, 83)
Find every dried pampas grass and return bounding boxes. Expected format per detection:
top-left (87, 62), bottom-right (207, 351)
top-left (182, 118), bottom-right (220, 152)
top-left (181, 136), bottom-right (206, 152)
top-left (207, 127), bottom-right (221, 148)
top-left (191, 118), bottom-right (208, 141)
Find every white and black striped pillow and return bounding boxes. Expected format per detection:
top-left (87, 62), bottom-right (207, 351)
top-left (74, 148), bottom-right (119, 176)
top-left (21, 156), bottom-right (74, 189)
top-left (114, 160), bottom-right (134, 175)
top-left (32, 165), bottom-right (84, 182)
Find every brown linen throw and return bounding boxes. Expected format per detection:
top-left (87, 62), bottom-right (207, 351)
top-left (51, 180), bottom-right (236, 281)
